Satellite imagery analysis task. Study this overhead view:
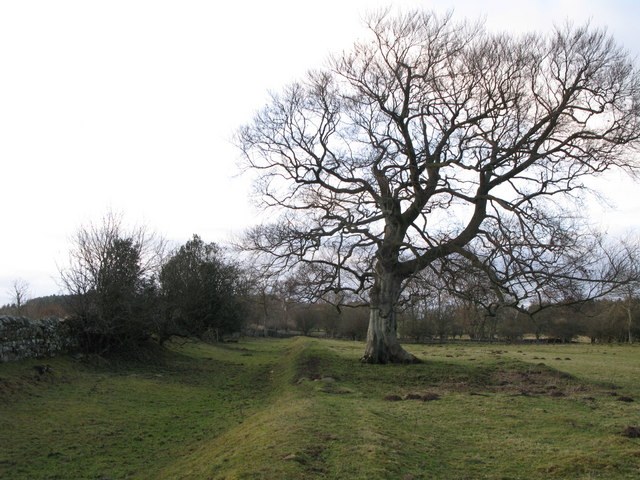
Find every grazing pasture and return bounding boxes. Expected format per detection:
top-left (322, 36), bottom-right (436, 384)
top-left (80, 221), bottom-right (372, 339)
top-left (1, 338), bottom-right (638, 479)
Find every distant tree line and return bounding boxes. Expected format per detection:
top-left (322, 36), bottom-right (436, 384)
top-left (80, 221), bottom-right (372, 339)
top-left (5, 211), bottom-right (639, 356)
top-left (397, 297), bottom-right (640, 344)
top-left (394, 260), bottom-right (640, 344)
top-left (0, 294), bottom-right (69, 319)
top-left (239, 294), bottom-right (640, 345)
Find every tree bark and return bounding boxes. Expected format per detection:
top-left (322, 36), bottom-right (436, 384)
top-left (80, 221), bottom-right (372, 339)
top-left (361, 272), bottom-right (420, 364)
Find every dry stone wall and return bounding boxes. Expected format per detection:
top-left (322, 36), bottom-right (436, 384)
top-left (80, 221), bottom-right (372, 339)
top-left (0, 316), bottom-right (78, 362)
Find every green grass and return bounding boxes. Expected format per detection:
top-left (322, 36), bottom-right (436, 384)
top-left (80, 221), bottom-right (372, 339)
top-left (1, 338), bottom-right (639, 479)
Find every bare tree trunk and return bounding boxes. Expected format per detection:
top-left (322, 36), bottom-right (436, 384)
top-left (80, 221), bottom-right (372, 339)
top-left (619, 287), bottom-right (635, 344)
top-left (362, 272), bottom-right (419, 364)
top-left (626, 294), bottom-right (634, 344)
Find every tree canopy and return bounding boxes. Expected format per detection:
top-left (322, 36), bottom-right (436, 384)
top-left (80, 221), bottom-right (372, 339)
top-left (159, 235), bottom-right (248, 342)
top-left (239, 10), bottom-right (640, 363)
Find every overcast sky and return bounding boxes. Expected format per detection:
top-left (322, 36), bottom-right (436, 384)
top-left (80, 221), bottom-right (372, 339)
top-left (1, 0), bottom-right (639, 306)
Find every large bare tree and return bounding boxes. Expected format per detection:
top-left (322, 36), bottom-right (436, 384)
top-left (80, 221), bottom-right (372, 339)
top-left (239, 11), bottom-right (640, 363)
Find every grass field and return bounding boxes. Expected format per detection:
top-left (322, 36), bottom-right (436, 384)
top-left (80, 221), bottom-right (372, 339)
top-left (1, 337), bottom-right (639, 480)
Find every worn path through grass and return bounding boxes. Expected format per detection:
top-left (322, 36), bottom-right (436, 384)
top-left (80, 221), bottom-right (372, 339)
top-left (1, 337), bottom-right (639, 479)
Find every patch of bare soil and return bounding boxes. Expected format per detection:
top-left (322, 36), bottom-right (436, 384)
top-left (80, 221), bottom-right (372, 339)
top-left (421, 392), bottom-right (440, 401)
top-left (405, 393), bottom-right (422, 400)
top-left (621, 426), bottom-right (640, 438)
top-left (489, 367), bottom-right (584, 398)
top-left (384, 392), bottom-right (440, 402)
top-left (617, 396), bottom-right (635, 403)
top-left (383, 394), bottom-right (403, 401)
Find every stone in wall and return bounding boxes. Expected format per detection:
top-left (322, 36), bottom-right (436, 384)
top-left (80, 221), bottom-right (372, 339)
top-left (0, 316), bottom-right (78, 362)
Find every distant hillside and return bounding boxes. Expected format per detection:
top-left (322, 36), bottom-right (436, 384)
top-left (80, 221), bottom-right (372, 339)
top-left (0, 294), bottom-right (72, 319)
